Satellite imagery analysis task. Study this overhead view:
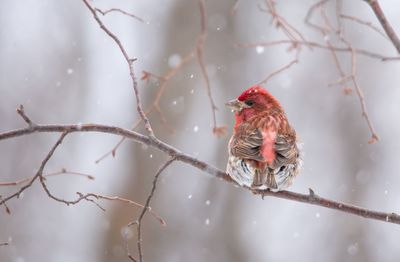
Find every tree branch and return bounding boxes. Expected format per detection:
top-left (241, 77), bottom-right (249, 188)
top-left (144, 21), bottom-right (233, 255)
top-left (0, 242), bottom-right (9, 247)
top-left (196, 0), bottom-right (226, 137)
top-left (1, 122), bottom-right (399, 225)
top-left (0, 132), bottom-right (68, 207)
top-left (237, 40), bottom-right (400, 61)
top-left (364, 0), bottom-right (400, 54)
top-left (81, 0), bottom-right (155, 138)
top-left (95, 8), bottom-right (144, 23)
top-left (129, 157), bottom-right (176, 262)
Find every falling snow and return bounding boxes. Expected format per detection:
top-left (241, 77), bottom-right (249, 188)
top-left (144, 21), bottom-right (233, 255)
top-left (208, 13), bottom-right (227, 32)
top-left (17, 192), bottom-right (24, 199)
top-left (120, 226), bottom-right (133, 240)
top-left (205, 218), bottom-right (210, 225)
top-left (315, 212), bottom-right (320, 218)
top-left (76, 122), bottom-right (82, 130)
top-left (193, 126), bottom-right (199, 132)
top-left (190, 74), bottom-right (194, 79)
top-left (256, 46), bottom-right (265, 54)
top-left (170, 96), bottom-right (185, 113)
top-left (66, 68), bottom-right (74, 75)
top-left (168, 54), bottom-right (181, 68)
top-left (347, 243), bottom-right (359, 255)
top-left (279, 74), bottom-right (292, 89)
top-left (188, 194), bottom-right (193, 199)
top-left (205, 200), bottom-right (210, 205)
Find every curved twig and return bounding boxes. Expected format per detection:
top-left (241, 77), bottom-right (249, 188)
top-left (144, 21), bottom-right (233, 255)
top-left (82, 0), bottom-right (154, 138)
top-left (129, 158), bottom-right (175, 262)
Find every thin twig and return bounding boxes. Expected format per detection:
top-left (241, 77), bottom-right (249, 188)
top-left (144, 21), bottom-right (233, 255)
top-left (0, 132), bottom-right (68, 210)
top-left (94, 51), bottom-right (196, 164)
top-left (363, 0), bottom-right (400, 53)
top-left (263, 0), bottom-right (308, 45)
top-left (343, 38), bottom-right (379, 143)
top-left (0, 168), bottom-right (94, 186)
top-left (95, 8), bottom-right (144, 23)
top-left (80, 193), bottom-right (166, 225)
top-left (196, 0), bottom-right (226, 137)
top-left (94, 0), bottom-right (228, 163)
top-left (230, 0), bottom-right (241, 16)
top-left (0, 196), bottom-right (10, 214)
top-left (306, 2), bottom-right (349, 94)
top-left (237, 40), bottom-right (400, 61)
top-left (1, 122), bottom-right (399, 225)
top-left (130, 158), bottom-right (175, 262)
top-left (256, 57), bottom-right (299, 86)
top-left (306, 1), bottom-right (379, 144)
top-left (340, 14), bottom-right (388, 40)
top-left (82, 0), bottom-right (155, 138)
top-left (305, 0), bottom-right (330, 34)
top-left (16, 105), bottom-right (35, 127)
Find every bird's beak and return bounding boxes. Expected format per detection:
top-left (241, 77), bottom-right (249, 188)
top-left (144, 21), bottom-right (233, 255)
top-left (225, 99), bottom-right (249, 112)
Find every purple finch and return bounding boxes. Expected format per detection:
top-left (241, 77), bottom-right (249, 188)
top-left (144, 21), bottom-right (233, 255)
top-left (226, 86), bottom-right (301, 191)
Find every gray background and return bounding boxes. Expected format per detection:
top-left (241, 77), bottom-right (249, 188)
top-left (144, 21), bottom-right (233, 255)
top-left (1, 0), bottom-right (400, 261)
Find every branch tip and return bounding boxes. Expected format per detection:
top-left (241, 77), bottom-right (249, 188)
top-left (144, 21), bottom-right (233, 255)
top-left (308, 188), bottom-right (317, 201)
top-left (17, 105), bottom-right (35, 127)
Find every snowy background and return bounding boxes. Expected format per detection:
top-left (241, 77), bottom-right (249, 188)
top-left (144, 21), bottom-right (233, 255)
top-left (1, 0), bottom-right (400, 261)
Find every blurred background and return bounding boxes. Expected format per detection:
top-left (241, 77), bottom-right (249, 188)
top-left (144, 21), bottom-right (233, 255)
top-left (1, 0), bottom-right (400, 261)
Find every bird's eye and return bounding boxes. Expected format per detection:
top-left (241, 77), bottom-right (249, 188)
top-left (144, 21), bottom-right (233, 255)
top-left (245, 100), bottom-right (254, 106)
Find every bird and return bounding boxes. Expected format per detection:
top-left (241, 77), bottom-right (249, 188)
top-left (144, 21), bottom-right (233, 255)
top-left (225, 86), bottom-right (301, 191)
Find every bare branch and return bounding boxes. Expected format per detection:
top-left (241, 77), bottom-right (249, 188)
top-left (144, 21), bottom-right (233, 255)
top-left (16, 105), bottom-right (35, 127)
top-left (196, 0), bottom-right (226, 137)
top-left (363, 0), bottom-right (400, 53)
top-left (303, 0), bottom-right (379, 143)
top-left (305, 0), bottom-right (330, 34)
top-left (95, 8), bottom-right (144, 23)
top-left (0, 132), bottom-right (68, 210)
top-left (344, 39), bottom-right (379, 143)
top-left (78, 193), bottom-right (166, 225)
top-left (237, 40), bottom-right (400, 61)
top-left (230, 0), bottom-right (241, 16)
top-left (95, 51), bottom-right (196, 164)
top-left (1, 122), bottom-right (399, 225)
top-left (263, 0), bottom-right (308, 44)
top-left (129, 158), bottom-right (175, 262)
top-left (0, 168), bottom-right (94, 186)
top-left (94, 0), bottom-right (227, 164)
top-left (0, 196), bottom-right (10, 214)
top-left (256, 56), bottom-right (298, 86)
top-left (81, 0), bottom-right (155, 137)
top-left (340, 14), bottom-right (388, 40)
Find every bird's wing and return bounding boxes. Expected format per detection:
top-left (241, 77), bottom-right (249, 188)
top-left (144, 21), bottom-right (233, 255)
top-left (272, 129), bottom-right (298, 168)
top-left (229, 124), bottom-right (264, 161)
